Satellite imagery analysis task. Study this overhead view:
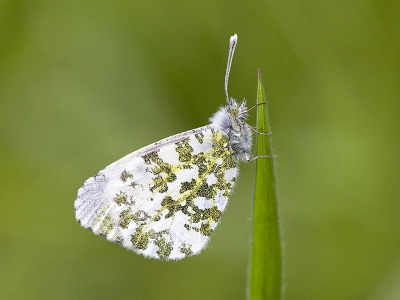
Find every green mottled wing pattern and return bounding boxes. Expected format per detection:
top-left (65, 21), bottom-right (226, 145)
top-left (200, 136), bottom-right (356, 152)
top-left (74, 127), bottom-right (238, 260)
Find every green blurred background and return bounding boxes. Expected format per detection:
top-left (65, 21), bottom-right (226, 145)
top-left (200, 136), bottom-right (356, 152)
top-left (1, 0), bottom-right (399, 299)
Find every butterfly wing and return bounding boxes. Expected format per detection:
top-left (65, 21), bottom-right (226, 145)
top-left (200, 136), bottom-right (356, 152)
top-left (74, 127), bottom-right (238, 260)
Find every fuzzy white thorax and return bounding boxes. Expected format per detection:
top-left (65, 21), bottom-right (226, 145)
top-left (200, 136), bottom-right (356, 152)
top-left (209, 98), bottom-right (252, 162)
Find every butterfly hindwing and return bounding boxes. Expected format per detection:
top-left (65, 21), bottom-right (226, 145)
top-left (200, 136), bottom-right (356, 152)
top-left (74, 127), bottom-right (237, 260)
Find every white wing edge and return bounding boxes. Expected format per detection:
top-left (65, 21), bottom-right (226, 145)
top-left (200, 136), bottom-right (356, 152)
top-left (110, 125), bottom-right (213, 168)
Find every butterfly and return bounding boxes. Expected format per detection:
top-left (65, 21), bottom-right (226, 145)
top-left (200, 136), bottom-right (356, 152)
top-left (74, 34), bottom-right (261, 260)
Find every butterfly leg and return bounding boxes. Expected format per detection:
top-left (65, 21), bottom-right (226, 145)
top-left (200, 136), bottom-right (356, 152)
top-left (248, 152), bottom-right (277, 161)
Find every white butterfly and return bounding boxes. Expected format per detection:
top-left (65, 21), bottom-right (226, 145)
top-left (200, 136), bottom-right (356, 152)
top-left (75, 34), bottom-right (257, 260)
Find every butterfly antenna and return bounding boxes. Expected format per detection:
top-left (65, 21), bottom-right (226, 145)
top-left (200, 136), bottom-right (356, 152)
top-left (225, 34), bottom-right (237, 104)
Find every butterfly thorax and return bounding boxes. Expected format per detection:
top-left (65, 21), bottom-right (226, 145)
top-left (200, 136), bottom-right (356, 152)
top-left (209, 98), bottom-right (253, 162)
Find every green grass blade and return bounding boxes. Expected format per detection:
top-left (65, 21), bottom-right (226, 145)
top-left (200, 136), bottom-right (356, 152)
top-left (248, 69), bottom-right (282, 300)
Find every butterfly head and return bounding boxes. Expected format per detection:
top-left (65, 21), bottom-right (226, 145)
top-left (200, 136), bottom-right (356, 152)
top-left (227, 98), bottom-right (248, 122)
